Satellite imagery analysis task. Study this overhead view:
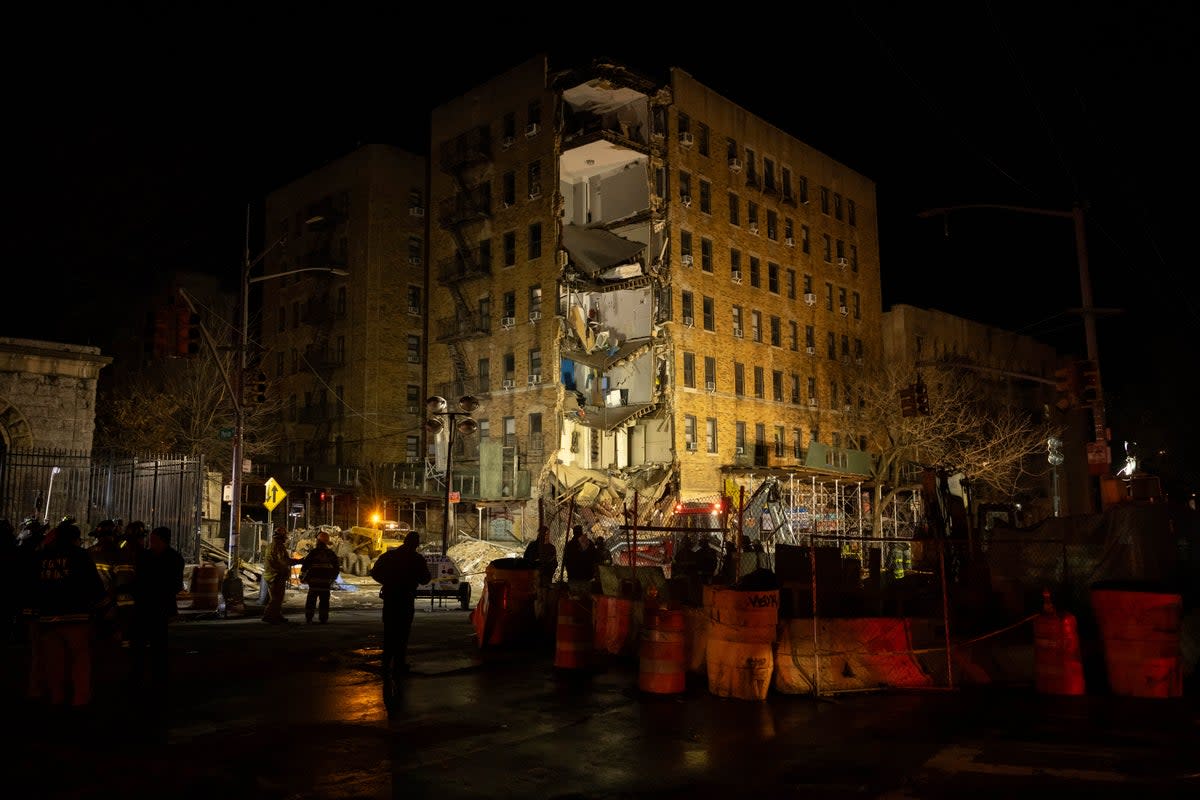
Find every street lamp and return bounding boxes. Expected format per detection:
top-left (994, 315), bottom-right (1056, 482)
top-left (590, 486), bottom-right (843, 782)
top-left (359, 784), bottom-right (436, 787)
top-left (227, 230), bottom-right (348, 575)
top-left (425, 395), bottom-right (480, 555)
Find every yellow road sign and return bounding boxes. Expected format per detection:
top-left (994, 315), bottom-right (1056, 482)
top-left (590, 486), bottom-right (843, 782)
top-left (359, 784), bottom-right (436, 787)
top-left (263, 477), bottom-right (287, 512)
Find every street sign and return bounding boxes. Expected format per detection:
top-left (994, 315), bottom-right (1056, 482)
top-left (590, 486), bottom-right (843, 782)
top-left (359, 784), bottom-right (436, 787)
top-left (263, 477), bottom-right (287, 512)
top-left (219, 427), bottom-right (234, 440)
top-left (449, 491), bottom-right (461, 504)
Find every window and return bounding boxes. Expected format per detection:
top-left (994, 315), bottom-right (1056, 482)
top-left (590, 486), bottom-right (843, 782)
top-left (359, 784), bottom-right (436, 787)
top-left (407, 286), bottom-right (422, 313)
top-left (753, 366), bottom-right (764, 398)
top-left (529, 285), bottom-right (542, 316)
top-left (755, 423), bottom-right (766, 458)
top-left (529, 347), bottom-right (541, 376)
top-left (684, 415), bottom-right (697, 448)
top-left (681, 290), bottom-right (694, 322)
top-left (749, 256), bottom-right (760, 288)
top-left (827, 331), bottom-right (836, 359)
top-left (502, 291), bottom-right (516, 318)
top-left (726, 137), bottom-right (738, 161)
top-left (854, 290), bottom-right (862, 318)
top-left (837, 239), bottom-right (846, 261)
top-left (784, 217), bottom-right (794, 242)
top-left (680, 230), bottom-right (693, 260)
top-left (277, 305), bottom-right (285, 332)
top-left (798, 175), bottom-right (809, 205)
top-left (734, 363), bottom-right (745, 396)
top-left (677, 111), bottom-right (690, 136)
top-left (732, 305), bottom-right (743, 334)
top-left (407, 237), bottom-right (422, 264)
top-left (699, 179), bottom-right (712, 213)
top-left (736, 421), bottom-right (746, 454)
top-left (291, 348), bottom-right (297, 374)
top-left (504, 416), bottom-right (516, 447)
top-left (825, 282), bottom-right (834, 310)
top-left (502, 171), bottom-right (515, 206)
top-left (820, 186), bottom-right (831, 214)
top-left (275, 351), bottom-right (283, 378)
top-left (683, 352), bottom-right (695, 388)
top-left (801, 224), bottom-right (811, 254)
top-left (528, 222), bottom-right (542, 259)
top-left (502, 112), bottom-right (516, 140)
top-left (527, 100), bottom-right (541, 128)
top-left (702, 296), bottom-right (715, 331)
top-left (337, 286), bottom-right (346, 317)
top-left (791, 374), bottom-right (801, 404)
top-left (823, 234), bottom-right (832, 262)
top-left (848, 199), bottom-right (857, 226)
top-left (855, 338), bottom-right (864, 361)
top-left (745, 148), bottom-right (758, 186)
top-left (781, 167), bottom-right (794, 203)
top-left (748, 201), bottom-right (759, 230)
top-left (751, 310), bottom-right (762, 342)
top-left (697, 122), bottom-right (710, 156)
top-left (834, 192), bottom-right (843, 220)
top-left (701, 237), bottom-right (713, 272)
top-left (770, 316), bottom-right (781, 347)
top-left (704, 356), bottom-right (716, 387)
top-left (679, 171), bottom-right (691, 204)
top-left (766, 210), bottom-right (778, 240)
top-left (789, 321), bottom-right (798, 351)
top-left (291, 300), bottom-right (300, 329)
top-left (805, 325), bottom-right (815, 349)
top-left (775, 425), bottom-right (786, 456)
top-left (830, 381), bottom-right (839, 409)
top-left (793, 428), bottom-right (803, 458)
top-left (768, 262), bottom-right (780, 294)
top-left (787, 269), bottom-right (796, 299)
top-left (478, 296), bottom-right (491, 331)
top-left (841, 334), bottom-right (851, 358)
top-left (706, 418), bottom-right (718, 453)
top-left (763, 157), bottom-right (776, 194)
top-left (528, 161), bottom-right (542, 197)
top-left (407, 335), bottom-right (421, 364)
top-left (728, 193), bottom-right (740, 225)
top-left (406, 384), bottom-right (421, 409)
top-left (850, 244), bottom-right (858, 273)
top-left (838, 287), bottom-right (847, 310)
top-left (730, 248), bottom-right (741, 279)
top-left (652, 106), bottom-right (667, 138)
top-left (803, 273), bottom-right (813, 295)
top-left (772, 371), bottom-right (783, 403)
top-left (503, 231), bottom-right (516, 267)
top-left (478, 358), bottom-right (490, 393)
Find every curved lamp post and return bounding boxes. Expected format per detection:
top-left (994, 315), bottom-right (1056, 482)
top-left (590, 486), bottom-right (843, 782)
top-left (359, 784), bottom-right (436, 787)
top-left (425, 395), bottom-right (480, 555)
top-left (227, 252), bottom-right (348, 571)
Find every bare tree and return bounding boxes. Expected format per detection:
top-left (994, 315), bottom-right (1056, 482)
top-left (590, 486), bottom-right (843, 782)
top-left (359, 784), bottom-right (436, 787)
top-left (856, 361), bottom-right (1061, 532)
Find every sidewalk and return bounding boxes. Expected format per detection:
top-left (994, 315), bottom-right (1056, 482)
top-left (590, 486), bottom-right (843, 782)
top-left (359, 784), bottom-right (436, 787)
top-left (175, 571), bottom-right (385, 621)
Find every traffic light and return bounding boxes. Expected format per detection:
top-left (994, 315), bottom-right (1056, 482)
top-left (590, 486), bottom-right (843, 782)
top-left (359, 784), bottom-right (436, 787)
top-left (149, 308), bottom-right (170, 359)
top-left (914, 379), bottom-right (930, 416)
top-left (899, 385), bottom-right (918, 417)
top-left (251, 371), bottom-right (269, 404)
top-left (1079, 360), bottom-right (1100, 405)
top-left (175, 307), bottom-right (201, 357)
top-left (1054, 362), bottom-right (1082, 411)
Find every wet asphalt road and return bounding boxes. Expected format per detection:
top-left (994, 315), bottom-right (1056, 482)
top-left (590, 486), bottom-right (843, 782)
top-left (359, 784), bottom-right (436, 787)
top-left (3, 586), bottom-right (1199, 800)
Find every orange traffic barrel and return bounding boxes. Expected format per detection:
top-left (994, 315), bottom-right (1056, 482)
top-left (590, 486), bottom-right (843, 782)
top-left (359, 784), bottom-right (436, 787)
top-left (639, 608), bottom-right (686, 694)
top-left (189, 564), bottom-right (223, 610)
top-left (554, 596), bottom-right (593, 670)
top-left (1091, 585), bottom-right (1183, 698)
top-left (1034, 589), bottom-right (1085, 696)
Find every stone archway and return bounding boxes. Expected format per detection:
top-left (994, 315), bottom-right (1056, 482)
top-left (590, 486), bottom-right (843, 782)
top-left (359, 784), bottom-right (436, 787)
top-left (0, 397), bottom-right (34, 455)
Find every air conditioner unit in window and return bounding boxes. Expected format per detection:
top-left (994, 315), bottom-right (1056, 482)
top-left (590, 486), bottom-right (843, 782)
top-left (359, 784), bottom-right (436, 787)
top-left (685, 441), bottom-right (697, 452)
top-left (528, 184), bottom-right (542, 200)
top-left (731, 270), bottom-right (742, 284)
top-left (680, 195), bottom-right (692, 208)
top-left (837, 257), bottom-right (849, 268)
top-left (528, 374), bottom-right (542, 385)
top-left (501, 135), bottom-right (516, 148)
top-left (529, 310), bottom-right (542, 322)
top-left (785, 237), bottom-right (795, 247)
top-left (407, 354), bottom-right (421, 364)
top-left (678, 131), bottom-right (694, 146)
top-left (808, 398), bottom-right (818, 408)
top-left (748, 223), bottom-right (759, 234)
top-left (501, 317), bottom-right (515, 329)
top-left (840, 306), bottom-right (849, 316)
top-left (844, 404), bottom-right (852, 413)
top-left (502, 379), bottom-right (515, 389)
top-left (735, 446), bottom-right (745, 455)
top-left (408, 256), bottom-right (422, 265)
top-left (804, 293), bottom-right (816, 305)
top-left (407, 306), bottom-right (421, 316)
top-left (406, 406), bottom-right (419, 414)
top-left (680, 254), bottom-right (693, 266)
top-left (728, 157), bottom-right (743, 172)
top-left (409, 206), bottom-right (425, 217)
top-left (525, 122), bottom-right (540, 137)
top-left (806, 346), bottom-right (816, 355)
top-left (733, 327), bottom-right (744, 338)
top-left (682, 316), bottom-right (694, 327)
top-left (705, 381), bottom-right (716, 393)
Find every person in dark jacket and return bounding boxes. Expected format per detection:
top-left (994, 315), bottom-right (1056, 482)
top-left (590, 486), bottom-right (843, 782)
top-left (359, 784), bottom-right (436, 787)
top-left (26, 522), bottom-right (106, 710)
top-left (129, 526), bottom-right (185, 691)
top-left (300, 531), bottom-right (341, 624)
top-left (562, 524), bottom-right (595, 587)
top-left (523, 525), bottom-right (557, 587)
top-left (370, 530), bottom-right (431, 708)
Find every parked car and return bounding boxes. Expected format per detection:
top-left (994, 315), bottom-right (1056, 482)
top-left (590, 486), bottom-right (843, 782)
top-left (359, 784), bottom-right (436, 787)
top-left (417, 552), bottom-right (472, 610)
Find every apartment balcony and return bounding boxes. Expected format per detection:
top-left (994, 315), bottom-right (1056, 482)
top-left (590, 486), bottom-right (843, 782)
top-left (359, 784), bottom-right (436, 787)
top-left (436, 248), bottom-right (492, 285)
top-left (437, 186), bottom-right (492, 228)
top-left (439, 125), bottom-right (491, 173)
top-left (435, 313), bottom-right (490, 342)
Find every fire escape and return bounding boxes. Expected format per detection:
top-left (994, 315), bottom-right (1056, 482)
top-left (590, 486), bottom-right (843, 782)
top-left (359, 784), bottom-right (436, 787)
top-left (298, 222), bottom-right (347, 463)
top-left (436, 125), bottom-right (492, 396)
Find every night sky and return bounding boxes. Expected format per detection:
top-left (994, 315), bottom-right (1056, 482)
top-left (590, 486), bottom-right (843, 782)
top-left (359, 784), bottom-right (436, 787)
top-left (10, 5), bottom-right (1196, 492)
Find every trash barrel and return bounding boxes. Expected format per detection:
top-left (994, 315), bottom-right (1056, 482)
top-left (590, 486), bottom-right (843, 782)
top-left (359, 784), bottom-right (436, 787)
top-left (1091, 584), bottom-right (1183, 698)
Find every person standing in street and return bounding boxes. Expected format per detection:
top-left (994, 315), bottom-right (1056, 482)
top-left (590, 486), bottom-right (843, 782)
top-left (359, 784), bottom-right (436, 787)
top-left (370, 530), bottom-right (431, 710)
top-left (130, 526), bottom-right (184, 692)
top-left (299, 530), bottom-right (341, 624)
top-left (25, 521), bottom-right (106, 717)
top-left (262, 526), bottom-right (301, 625)
top-left (562, 524), bottom-right (596, 590)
